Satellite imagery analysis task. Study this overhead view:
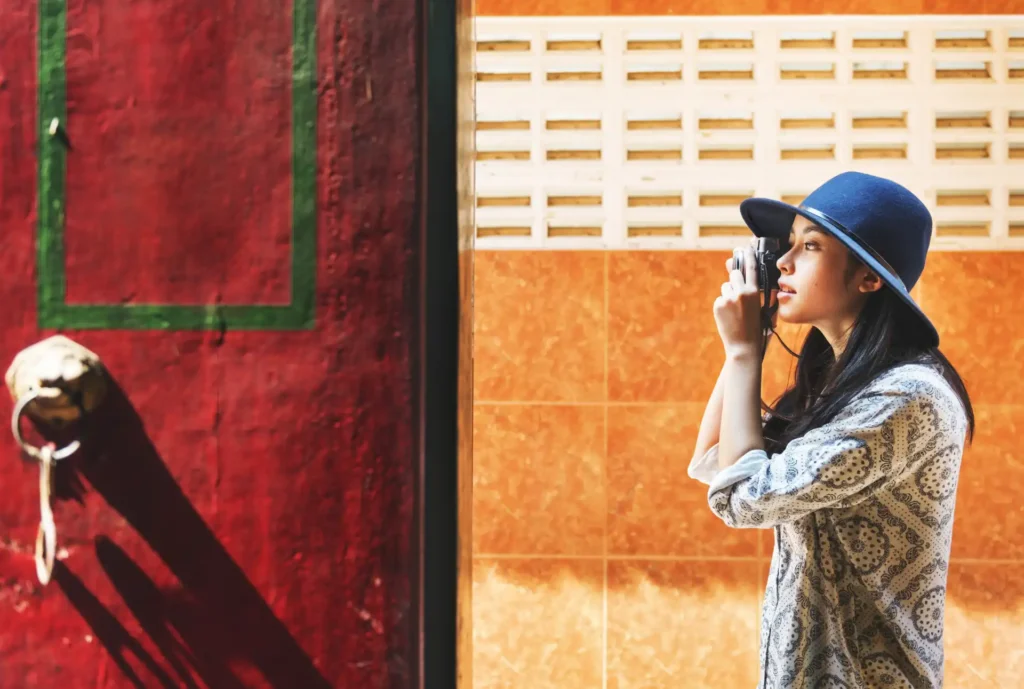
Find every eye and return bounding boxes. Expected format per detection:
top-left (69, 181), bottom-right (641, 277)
top-left (803, 241), bottom-right (818, 250)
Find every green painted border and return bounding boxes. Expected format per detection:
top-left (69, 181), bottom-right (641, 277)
top-left (38, 0), bottom-right (316, 330)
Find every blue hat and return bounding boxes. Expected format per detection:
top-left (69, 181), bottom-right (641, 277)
top-left (739, 171), bottom-right (938, 347)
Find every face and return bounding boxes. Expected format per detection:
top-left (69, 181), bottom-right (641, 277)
top-left (775, 215), bottom-right (883, 344)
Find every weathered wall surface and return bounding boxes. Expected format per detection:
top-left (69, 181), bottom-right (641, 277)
top-left (0, 1), bottom-right (427, 686)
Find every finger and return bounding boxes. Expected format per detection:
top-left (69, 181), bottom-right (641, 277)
top-left (729, 251), bottom-right (746, 287)
top-left (722, 282), bottom-right (732, 298)
top-left (745, 246), bottom-right (757, 286)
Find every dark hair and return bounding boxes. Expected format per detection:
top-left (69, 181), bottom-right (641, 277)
top-left (762, 267), bottom-right (975, 456)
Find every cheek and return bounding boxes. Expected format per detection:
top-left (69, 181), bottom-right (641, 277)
top-left (816, 269), bottom-right (856, 303)
top-left (783, 264), bottom-right (846, 314)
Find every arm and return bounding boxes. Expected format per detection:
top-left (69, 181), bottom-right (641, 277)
top-left (692, 244), bottom-right (775, 479)
top-left (707, 375), bottom-right (955, 529)
top-left (691, 362), bottom-right (728, 465)
top-left (688, 355), bottom-right (769, 482)
top-left (717, 349), bottom-right (766, 470)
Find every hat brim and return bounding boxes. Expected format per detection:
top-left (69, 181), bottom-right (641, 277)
top-left (739, 197), bottom-right (939, 348)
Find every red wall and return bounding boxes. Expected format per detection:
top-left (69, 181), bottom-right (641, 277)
top-left (0, 1), bottom-right (425, 686)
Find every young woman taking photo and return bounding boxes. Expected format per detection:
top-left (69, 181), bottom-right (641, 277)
top-left (688, 171), bottom-right (975, 689)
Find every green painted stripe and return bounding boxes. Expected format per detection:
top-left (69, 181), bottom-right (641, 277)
top-left (42, 304), bottom-right (311, 331)
top-left (37, 0), bottom-right (317, 331)
top-left (37, 0), bottom-right (67, 325)
top-left (291, 0), bottom-right (317, 330)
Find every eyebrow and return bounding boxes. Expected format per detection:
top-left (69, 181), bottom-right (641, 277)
top-left (788, 225), bottom-right (826, 241)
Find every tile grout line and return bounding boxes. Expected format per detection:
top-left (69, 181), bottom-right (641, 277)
top-left (947, 558), bottom-right (1024, 565)
top-left (476, 399), bottom-right (690, 407)
top-left (470, 553), bottom-right (1024, 565)
top-left (602, 252), bottom-right (609, 689)
top-left (474, 399), bottom-right (1024, 409)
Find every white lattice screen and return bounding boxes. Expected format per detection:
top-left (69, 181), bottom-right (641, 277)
top-left (473, 16), bottom-right (1024, 251)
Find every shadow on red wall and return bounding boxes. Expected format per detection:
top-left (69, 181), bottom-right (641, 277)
top-left (43, 379), bottom-right (332, 689)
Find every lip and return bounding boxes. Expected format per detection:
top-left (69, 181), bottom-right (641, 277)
top-left (777, 283), bottom-right (797, 295)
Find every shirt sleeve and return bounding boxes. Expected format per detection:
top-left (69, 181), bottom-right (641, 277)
top-left (688, 413), bottom-right (771, 486)
top-left (707, 378), bottom-right (941, 529)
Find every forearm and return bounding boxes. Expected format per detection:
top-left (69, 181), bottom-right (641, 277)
top-left (692, 363), bottom-right (728, 462)
top-left (718, 350), bottom-right (766, 470)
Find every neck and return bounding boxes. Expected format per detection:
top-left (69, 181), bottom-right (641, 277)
top-left (820, 290), bottom-right (874, 357)
top-left (817, 318), bottom-right (857, 359)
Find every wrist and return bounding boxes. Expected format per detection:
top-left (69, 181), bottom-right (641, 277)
top-left (725, 345), bottom-right (761, 363)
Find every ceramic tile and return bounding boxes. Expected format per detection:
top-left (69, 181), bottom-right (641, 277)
top-left (917, 252), bottom-right (1024, 405)
top-left (944, 563), bottom-right (1024, 688)
top-left (474, 251), bottom-right (605, 402)
top-left (478, 0), bottom-right (609, 14)
top-left (610, 0), bottom-right (931, 12)
top-left (762, 321), bottom-right (808, 407)
top-left (473, 404), bottom-right (605, 555)
top-left (607, 560), bottom-right (762, 689)
top-left (922, 0), bottom-right (1010, 10)
top-left (820, 0), bottom-right (923, 10)
top-left (950, 405), bottom-right (1024, 560)
top-left (458, 257), bottom-right (474, 688)
top-left (608, 252), bottom-right (728, 403)
top-left (473, 558), bottom-right (603, 689)
top-left (482, 0), bottom-right (997, 16)
top-left (612, 0), bottom-right (764, 12)
top-left (979, 0), bottom-right (1024, 11)
top-left (606, 404), bottom-right (759, 557)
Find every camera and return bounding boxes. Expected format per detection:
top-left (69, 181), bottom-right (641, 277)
top-left (732, 237), bottom-right (785, 294)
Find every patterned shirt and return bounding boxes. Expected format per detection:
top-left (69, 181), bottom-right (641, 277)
top-left (688, 361), bottom-right (969, 688)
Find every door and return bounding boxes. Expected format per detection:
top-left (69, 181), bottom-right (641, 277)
top-left (0, 1), bottom-right (464, 686)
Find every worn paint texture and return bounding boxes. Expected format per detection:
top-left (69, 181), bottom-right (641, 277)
top-left (0, 0), bottom-right (421, 686)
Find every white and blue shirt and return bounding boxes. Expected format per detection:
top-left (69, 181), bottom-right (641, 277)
top-left (689, 362), bottom-right (969, 689)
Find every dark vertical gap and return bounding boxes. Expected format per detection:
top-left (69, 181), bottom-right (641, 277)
top-left (419, 0), bottom-right (458, 687)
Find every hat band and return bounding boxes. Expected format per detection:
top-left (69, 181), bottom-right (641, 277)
top-left (799, 205), bottom-right (908, 292)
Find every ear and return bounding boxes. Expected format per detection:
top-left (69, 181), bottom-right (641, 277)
top-left (858, 269), bottom-right (885, 294)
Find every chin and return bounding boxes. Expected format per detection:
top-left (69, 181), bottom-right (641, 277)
top-left (776, 301), bottom-right (805, 326)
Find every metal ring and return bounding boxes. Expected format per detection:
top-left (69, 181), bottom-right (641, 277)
top-left (11, 390), bottom-right (81, 462)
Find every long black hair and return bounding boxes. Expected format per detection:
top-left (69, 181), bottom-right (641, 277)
top-left (761, 262), bottom-right (975, 456)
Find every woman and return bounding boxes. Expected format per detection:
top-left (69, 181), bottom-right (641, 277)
top-left (688, 171), bottom-right (974, 689)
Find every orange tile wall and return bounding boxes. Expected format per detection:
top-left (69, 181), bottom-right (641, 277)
top-left (478, 0), bottom-right (1024, 14)
top-left (472, 249), bottom-right (1024, 687)
top-left (471, 3), bottom-right (1024, 685)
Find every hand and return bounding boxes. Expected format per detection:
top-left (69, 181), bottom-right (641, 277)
top-left (714, 245), bottom-right (770, 358)
top-left (744, 238), bottom-right (780, 339)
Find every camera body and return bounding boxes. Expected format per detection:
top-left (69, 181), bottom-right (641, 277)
top-left (732, 237), bottom-right (785, 293)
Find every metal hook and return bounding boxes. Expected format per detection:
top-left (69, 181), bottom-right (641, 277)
top-left (11, 389), bottom-right (81, 462)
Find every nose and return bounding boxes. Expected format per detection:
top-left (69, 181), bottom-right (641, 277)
top-left (777, 244), bottom-right (794, 274)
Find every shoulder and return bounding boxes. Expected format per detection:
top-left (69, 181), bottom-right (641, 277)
top-left (861, 361), bottom-right (967, 437)
top-left (868, 361), bottom-right (958, 403)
